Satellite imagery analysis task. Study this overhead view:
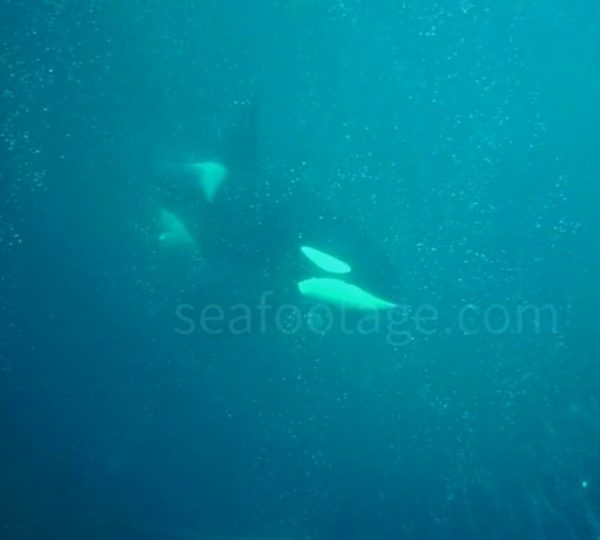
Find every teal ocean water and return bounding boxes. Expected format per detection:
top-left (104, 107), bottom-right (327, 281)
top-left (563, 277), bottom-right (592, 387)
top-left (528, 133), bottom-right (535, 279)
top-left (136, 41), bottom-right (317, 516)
top-left (1, 1), bottom-right (599, 538)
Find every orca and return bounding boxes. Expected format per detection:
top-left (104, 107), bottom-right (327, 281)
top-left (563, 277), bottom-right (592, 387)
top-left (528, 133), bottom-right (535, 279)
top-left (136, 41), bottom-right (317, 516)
top-left (157, 99), bottom-right (401, 307)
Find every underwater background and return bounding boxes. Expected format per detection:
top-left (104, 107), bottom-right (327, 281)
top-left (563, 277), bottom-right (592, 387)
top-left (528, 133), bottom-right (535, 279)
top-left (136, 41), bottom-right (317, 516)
top-left (1, 1), bottom-right (599, 538)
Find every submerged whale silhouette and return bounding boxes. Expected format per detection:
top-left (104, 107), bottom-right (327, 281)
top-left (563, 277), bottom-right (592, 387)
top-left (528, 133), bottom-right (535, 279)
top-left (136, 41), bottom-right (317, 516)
top-left (157, 99), bottom-right (400, 304)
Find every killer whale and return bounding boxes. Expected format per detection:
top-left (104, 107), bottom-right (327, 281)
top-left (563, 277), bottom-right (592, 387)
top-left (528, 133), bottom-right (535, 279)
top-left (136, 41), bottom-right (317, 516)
top-left (157, 99), bottom-right (401, 306)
